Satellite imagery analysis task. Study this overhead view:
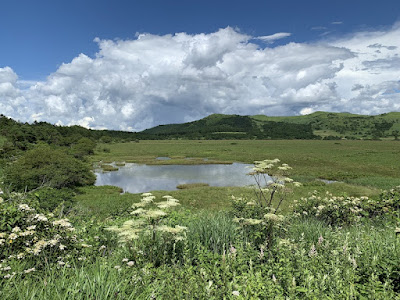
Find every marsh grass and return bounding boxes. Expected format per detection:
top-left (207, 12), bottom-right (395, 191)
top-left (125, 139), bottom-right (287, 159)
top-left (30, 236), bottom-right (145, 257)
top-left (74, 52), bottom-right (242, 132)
top-left (100, 164), bottom-right (119, 172)
top-left (91, 140), bottom-right (400, 189)
top-left (71, 182), bottom-right (380, 219)
top-left (0, 259), bottom-right (147, 300)
top-left (176, 183), bottom-right (210, 189)
top-left (185, 211), bottom-right (239, 255)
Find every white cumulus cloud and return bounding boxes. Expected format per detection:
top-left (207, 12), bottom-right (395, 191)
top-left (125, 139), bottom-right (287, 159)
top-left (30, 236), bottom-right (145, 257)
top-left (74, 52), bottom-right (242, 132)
top-left (256, 32), bottom-right (292, 43)
top-left (1, 23), bottom-right (400, 131)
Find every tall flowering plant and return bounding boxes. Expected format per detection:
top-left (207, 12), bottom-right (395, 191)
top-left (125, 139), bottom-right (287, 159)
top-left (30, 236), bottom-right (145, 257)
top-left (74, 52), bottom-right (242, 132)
top-left (106, 193), bottom-right (187, 265)
top-left (247, 159), bottom-right (301, 212)
top-left (231, 159), bottom-right (301, 248)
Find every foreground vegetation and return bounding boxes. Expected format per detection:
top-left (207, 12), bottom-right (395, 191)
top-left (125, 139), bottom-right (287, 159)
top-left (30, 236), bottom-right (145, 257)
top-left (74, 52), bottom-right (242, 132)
top-left (1, 155), bottom-right (399, 299)
top-left (1, 183), bottom-right (399, 299)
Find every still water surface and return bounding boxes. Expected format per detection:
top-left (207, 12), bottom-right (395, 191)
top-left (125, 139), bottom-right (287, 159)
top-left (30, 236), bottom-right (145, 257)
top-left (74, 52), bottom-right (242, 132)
top-left (95, 163), bottom-right (255, 193)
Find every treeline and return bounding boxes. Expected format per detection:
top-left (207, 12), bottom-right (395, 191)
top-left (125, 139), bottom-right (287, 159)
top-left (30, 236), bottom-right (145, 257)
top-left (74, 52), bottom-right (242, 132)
top-left (0, 115), bottom-right (139, 153)
top-left (0, 114), bottom-right (323, 150)
top-left (262, 121), bottom-right (316, 139)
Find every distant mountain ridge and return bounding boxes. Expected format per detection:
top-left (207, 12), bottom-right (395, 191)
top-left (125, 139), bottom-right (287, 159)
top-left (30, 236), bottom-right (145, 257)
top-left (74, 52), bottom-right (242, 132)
top-left (1, 112), bottom-right (399, 144)
top-left (139, 112), bottom-right (400, 140)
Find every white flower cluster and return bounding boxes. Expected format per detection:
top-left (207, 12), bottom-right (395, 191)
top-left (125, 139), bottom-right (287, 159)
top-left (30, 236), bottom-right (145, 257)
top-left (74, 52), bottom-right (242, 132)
top-left (292, 191), bottom-right (367, 224)
top-left (234, 213), bottom-right (285, 227)
top-left (106, 193), bottom-right (185, 244)
top-left (0, 200), bottom-right (85, 272)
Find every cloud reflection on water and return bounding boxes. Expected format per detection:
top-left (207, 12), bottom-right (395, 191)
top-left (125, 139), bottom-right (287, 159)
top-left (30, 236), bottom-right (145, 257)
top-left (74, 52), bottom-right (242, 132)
top-left (95, 163), bottom-right (256, 193)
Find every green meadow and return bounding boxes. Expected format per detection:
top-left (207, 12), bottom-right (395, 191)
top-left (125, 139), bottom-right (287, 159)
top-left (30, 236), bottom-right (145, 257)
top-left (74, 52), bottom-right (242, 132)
top-left (93, 139), bottom-right (400, 188)
top-left (1, 139), bottom-right (400, 299)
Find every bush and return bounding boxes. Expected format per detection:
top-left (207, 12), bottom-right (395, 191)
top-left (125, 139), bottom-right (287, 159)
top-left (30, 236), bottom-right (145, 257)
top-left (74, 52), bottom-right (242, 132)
top-left (28, 187), bottom-right (76, 212)
top-left (363, 186), bottom-right (400, 218)
top-left (3, 144), bottom-right (95, 191)
top-left (292, 191), bottom-right (366, 225)
top-left (292, 187), bottom-right (400, 226)
top-left (0, 193), bottom-right (88, 270)
top-left (69, 137), bottom-right (96, 159)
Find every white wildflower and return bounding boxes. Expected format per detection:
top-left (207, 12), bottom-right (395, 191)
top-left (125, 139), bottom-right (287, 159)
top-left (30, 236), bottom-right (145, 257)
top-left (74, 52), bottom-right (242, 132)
top-left (12, 226), bottom-right (21, 233)
top-left (52, 219), bottom-right (73, 228)
top-left (130, 208), bottom-right (146, 215)
top-left (242, 218), bottom-right (263, 225)
top-left (144, 210), bottom-right (167, 219)
top-left (24, 267), bottom-right (35, 274)
top-left (232, 291), bottom-right (240, 296)
top-left (18, 204), bottom-right (33, 211)
top-left (264, 213), bottom-right (285, 223)
top-left (8, 233), bottom-right (18, 240)
top-left (127, 261), bottom-right (135, 267)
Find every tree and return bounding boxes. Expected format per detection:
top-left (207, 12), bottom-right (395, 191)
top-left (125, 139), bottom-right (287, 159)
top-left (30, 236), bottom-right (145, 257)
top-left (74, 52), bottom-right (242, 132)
top-left (3, 144), bottom-right (96, 191)
top-left (392, 130), bottom-right (399, 140)
top-left (69, 137), bottom-right (96, 159)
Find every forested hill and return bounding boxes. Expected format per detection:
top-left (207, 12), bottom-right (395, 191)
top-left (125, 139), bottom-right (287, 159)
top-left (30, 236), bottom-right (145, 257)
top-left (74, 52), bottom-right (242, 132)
top-left (139, 112), bottom-right (400, 140)
top-left (139, 114), bottom-right (316, 139)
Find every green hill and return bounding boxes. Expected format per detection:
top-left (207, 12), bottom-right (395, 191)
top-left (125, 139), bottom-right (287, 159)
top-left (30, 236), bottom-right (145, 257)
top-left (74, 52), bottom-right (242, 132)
top-left (139, 112), bottom-right (400, 140)
top-left (139, 114), bottom-right (317, 140)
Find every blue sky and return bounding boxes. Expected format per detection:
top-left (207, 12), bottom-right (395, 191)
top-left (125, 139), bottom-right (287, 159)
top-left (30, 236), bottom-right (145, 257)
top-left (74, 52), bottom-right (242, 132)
top-left (2, 0), bottom-right (399, 80)
top-left (1, 0), bottom-right (400, 130)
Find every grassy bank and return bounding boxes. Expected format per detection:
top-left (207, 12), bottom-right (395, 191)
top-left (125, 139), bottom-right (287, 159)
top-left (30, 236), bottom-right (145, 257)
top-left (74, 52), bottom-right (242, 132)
top-left (73, 182), bottom-right (380, 219)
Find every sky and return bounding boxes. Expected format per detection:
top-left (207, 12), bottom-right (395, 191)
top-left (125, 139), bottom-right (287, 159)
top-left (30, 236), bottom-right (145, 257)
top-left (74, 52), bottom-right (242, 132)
top-left (1, 0), bottom-right (400, 131)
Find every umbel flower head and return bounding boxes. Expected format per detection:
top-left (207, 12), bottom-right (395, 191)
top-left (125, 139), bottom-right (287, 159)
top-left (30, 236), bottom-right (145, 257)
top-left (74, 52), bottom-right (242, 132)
top-left (106, 193), bottom-right (183, 244)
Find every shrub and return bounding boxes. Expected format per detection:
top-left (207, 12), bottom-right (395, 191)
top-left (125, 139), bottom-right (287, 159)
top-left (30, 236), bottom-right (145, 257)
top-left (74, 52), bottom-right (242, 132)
top-left (28, 187), bottom-right (76, 213)
top-left (3, 144), bottom-right (95, 191)
top-left (69, 137), bottom-right (96, 159)
top-left (292, 191), bottom-right (366, 225)
top-left (292, 187), bottom-right (400, 226)
top-left (363, 186), bottom-right (400, 218)
top-left (0, 193), bottom-right (89, 272)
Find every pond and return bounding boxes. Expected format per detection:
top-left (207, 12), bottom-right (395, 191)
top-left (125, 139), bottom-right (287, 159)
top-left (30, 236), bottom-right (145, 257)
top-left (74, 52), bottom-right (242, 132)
top-left (95, 163), bottom-right (256, 193)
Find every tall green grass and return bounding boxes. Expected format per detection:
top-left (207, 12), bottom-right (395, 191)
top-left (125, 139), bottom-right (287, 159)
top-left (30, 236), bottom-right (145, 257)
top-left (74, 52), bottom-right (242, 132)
top-left (185, 211), bottom-right (239, 255)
